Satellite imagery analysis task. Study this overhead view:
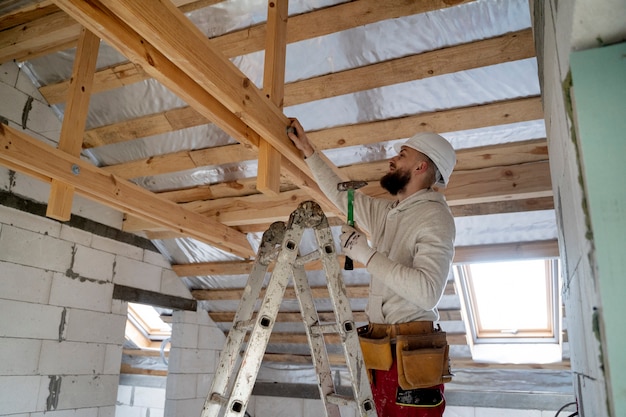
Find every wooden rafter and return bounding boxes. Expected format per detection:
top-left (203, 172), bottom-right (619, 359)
top-left (52, 0), bottom-right (336, 212)
top-left (0, 124), bottom-right (254, 258)
top-left (77, 30), bottom-right (535, 149)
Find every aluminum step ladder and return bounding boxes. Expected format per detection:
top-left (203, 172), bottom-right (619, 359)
top-left (201, 200), bottom-right (377, 417)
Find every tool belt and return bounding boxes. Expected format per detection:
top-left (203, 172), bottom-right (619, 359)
top-left (358, 321), bottom-right (453, 390)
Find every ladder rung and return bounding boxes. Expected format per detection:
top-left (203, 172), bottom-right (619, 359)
top-left (311, 323), bottom-right (339, 334)
top-left (326, 393), bottom-right (355, 407)
top-left (208, 392), bottom-right (228, 405)
top-left (233, 319), bottom-right (255, 331)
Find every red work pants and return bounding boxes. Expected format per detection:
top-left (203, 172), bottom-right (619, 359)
top-left (369, 356), bottom-right (445, 417)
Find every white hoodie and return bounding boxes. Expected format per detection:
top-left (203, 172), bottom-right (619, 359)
top-left (306, 152), bottom-right (456, 324)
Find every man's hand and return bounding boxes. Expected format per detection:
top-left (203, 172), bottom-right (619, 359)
top-left (287, 118), bottom-right (315, 158)
top-left (340, 225), bottom-right (377, 266)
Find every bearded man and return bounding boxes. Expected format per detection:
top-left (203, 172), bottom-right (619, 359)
top-left (288, 119), bottom-right (456, 417)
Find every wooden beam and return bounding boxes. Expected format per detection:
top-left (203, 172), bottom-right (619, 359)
top-left (177, 240), bottom-right (558, 277)
top-left (453, 239), bottom-right (560, 263)
top-left (76, 31), bottom-right (537, 152)
top-left (284, 29), bottom-right (535, 107)
top-left (260, 353), bottom-right (571, 369)
top-left (257, 0), bottom-right (289, 196)
top-left (202, 282), bottom-right (456, 304)
top-left (0, 9), bottom-right (80, 63)
top-left (308, 96), bottom-right (544, 151)
top-left (193, 284), bottom-right (370, 301)
top-left (0, 1), bottom-right (58, 32)
top-left (172, 160), bottom-right (553, 228)
top-left (94, 0), bottom-right (306, 175)
top-left (113, 284), bottom-right (197, 311)
top-left (98, 98), bottom-right (544, 181)
top-left (209, 309), bottom-right (463, 324)
top-left (38, 0), bottom-right (474, 103)
top-left (46, 27), bottom-right (100, 221)
top-left (53, 0), bottom-right (333, 211)
top-left (0, 124), bottom-right (254, 257)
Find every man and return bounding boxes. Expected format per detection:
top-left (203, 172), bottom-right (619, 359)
top-left (287, 118), bottom-right (456, 417)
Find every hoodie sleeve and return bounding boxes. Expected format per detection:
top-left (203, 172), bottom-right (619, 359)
top-left (305, 152), bottom-right (388, 235)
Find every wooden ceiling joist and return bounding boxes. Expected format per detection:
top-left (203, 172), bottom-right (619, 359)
top-left (0, 124), bottom-right (254, 258)
top-left (100, 99), bottom-right (544, 181)
top-left (78, 31), bottom-right (536, 150)
top-left (37, 0), bottom-right (476, 104)
top-left (175, 240), bottom-right (559, 277)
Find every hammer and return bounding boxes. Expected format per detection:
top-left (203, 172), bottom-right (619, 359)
top-left (337, 180), bottom-right (368, 270)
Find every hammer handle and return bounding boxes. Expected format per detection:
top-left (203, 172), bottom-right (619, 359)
top-left (345, 188), bottom-right (355, 270)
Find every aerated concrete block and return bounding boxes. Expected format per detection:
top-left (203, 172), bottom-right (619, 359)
top-left (92, 235), bottom-right (143, 260)
top-left (0, 204), bottom-right (61, 237)
top-left (164, 398), bottom-right (204, 417)
top-left (0, 338), bottom-right (42, 375)
top-left (0, 299), bottom-right (64, 340)
top-left (64, 308), bottom-right (126, 345)
top-left (160, 268), bottom-right (192, 299)
top-left (103, 344), bottom-right (123, 375)
top-left (165, 373), bottom-right (197, 400)
top-left (143, 250), bottom-right (170, 269)
top-left (0, 225), bottom-right (73, 273)
top-left (72, 244), bottom-right (116, 283)
top-left (133, 386), bottom-right (166, 409)
top-left (37, 374), bottom-right (119, 410)
top-left (0, 261), bottom-right (53, 304)
top-left (39, 340), bottom-right (106, 376)
top-left (171, 321), bottom-right (198, 349)
top-left (49, 272), bottom-right (114, 313)
top-left (113, 255), bottom-right (162, 292)
top-left (0, 375), bottom-right (41, 414)
top-left (0, 61), bottom-right (19, 87)
top-left (60, 224), bottom-right (93, 247)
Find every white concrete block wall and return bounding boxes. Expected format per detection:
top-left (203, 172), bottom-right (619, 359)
top-left (116, 385), bottom-right (166, 417)
top-left (0, 202), bottom-right (192, 416)
top-left (164, 308), bottom-right (226, 417)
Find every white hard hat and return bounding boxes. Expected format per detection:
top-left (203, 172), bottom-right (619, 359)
top-left (393, 132), bottom-right (456, 187)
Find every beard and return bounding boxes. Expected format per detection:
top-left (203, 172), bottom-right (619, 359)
top-left (380, 168), bottom-right (411, 196)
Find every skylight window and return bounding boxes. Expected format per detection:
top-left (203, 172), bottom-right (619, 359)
top-left (125, 303), bottom-right (172, 350)
top-left (455, 258), bottom-right (562, 363)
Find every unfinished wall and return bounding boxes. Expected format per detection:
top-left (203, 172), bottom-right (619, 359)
top-left (0, 200), bottom-right (177, 415)
top-left (532, 1), bottom-right (626, 416)
top-left (0, 59), bottom-right (224, 416)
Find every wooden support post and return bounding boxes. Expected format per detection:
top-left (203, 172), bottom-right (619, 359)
top-left (257, 0), bottom-right (289, 196)
top-left (46, 27), bottom-right (99, 221)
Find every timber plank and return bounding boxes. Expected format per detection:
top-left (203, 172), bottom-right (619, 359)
top-left (0, 124), bottom-right (254, 257)
top-left (180, 240), bottom-right (558, 277)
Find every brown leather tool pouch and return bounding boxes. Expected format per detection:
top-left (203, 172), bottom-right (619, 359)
top-left (358, 325), bottom-right (393, 371)
top-left (396, 331), bottom-right (451, 390)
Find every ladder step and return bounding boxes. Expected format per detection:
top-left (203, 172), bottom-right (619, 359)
top-left (311, 323), bottom-right (339, 334)
top-left (233, 319), bottom-right (255, 331)
top-left (326, 393), bottom-right (356, 407)
top-left (208, 392), bottom-right (228, 406)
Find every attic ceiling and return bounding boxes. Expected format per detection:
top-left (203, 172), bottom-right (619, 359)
top-left (0, 0), bottom-right (570, 406)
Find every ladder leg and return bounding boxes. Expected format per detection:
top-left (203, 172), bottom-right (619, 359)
top-left (313, 217), bottom-right (378, 417)
top-left (202, 222), bottom-right (285, 417)
top-left (292, 264), bottom-right (341, 417)
top-left (221, 209), bottom-right (309, 416)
